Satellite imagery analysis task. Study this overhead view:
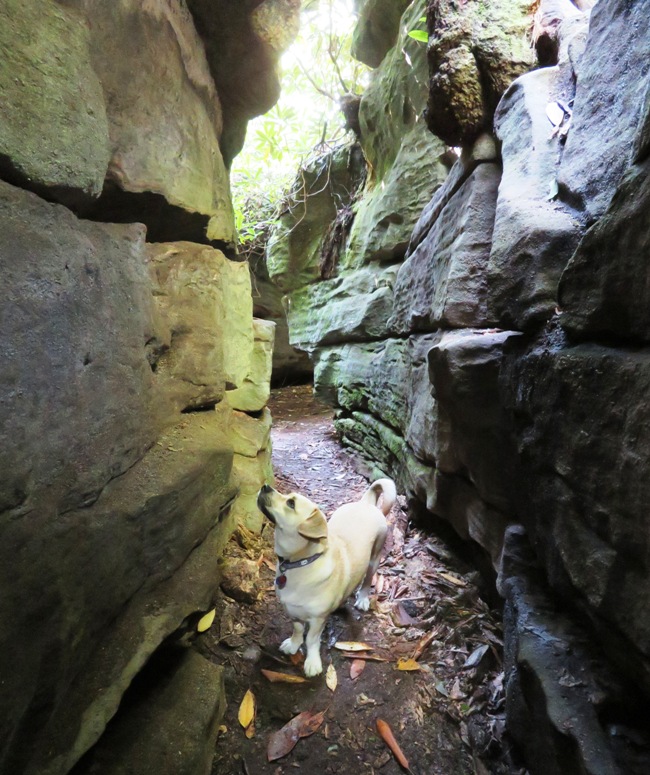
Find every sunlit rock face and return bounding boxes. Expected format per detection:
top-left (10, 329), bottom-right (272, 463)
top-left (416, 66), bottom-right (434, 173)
top-left (270, 0), bottom-right (650, 770)
top-left (186, 0), bottom-right (301, 166)
top-left (0, 2), bottom-right (291, 773)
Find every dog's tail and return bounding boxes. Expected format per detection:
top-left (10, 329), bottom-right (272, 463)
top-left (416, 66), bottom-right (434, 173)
top-left (361, 478), bottom-right (397, 516)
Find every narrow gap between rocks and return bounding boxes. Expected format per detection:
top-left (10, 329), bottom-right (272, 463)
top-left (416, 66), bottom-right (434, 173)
top-left (198, 385), bottom-right (520, 775)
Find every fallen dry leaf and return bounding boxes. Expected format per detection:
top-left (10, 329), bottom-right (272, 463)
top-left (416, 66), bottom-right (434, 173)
top-left (350, 659), bottom-right (366, 680)
top-left (396, 657), bottom-right (420, 672)
top-left (411, 628), bottom-right (439, 660)
top-left (245, 721), bottom-right (255, 739)
top-left (463, 643), bottom-right (489, 669)
top-left (334, 641), bottom-right (373, 652)
top-left (238, 689), bottom-right (255, 730)
top-left (339, 651), bottom-right (388, 662)
top-left (438, 572), bottom-right (466, 587)
top-left (449, 677), bottom-right (466, 700)
top-left (376, 718), bottom-right (410, 771)
top-left (326, 663), bottom-right (337, 692)
top-left (261, 669), bottom-right (308, 684)
top-left (267, 710), bottom-right (325, 762)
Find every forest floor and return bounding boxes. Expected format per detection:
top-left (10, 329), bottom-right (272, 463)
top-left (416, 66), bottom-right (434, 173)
top-left (198, 385), bottom-right (524, 775)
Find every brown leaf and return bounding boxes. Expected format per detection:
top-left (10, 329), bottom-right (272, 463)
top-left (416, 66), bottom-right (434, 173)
top-left (376, 718), bottom-right (410, 770)
top-left (290, 652), bottom-right (305, 666)
top-left (411, 628), bottom-right (439, 660)
top-left (350, 659), bottom-right (366, 680)
top-left (267, 711), bottom-right (325, 761)
top-left (449, 677), bottom-right (466, 700)
top-left (391, 602), bottom-right (419, 627)
top-left (339, 652), bottom-right (388, 662)
top-left (333, 641), bottom-right (373, 652)
top-left (238, 689), bottom-right (255, 730)
top-left (261, 669), bottom-right (308, 684)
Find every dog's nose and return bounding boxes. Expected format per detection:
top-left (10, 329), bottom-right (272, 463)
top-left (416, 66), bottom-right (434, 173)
top-left (261, 483), bottom-right (272, 493)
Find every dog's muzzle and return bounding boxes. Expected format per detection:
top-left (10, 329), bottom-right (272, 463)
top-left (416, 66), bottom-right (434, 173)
top-left (257, 484), bottom-right (276, 523)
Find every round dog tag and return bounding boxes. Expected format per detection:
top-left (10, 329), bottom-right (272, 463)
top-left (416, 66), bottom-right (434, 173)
top-left (276, 574), bottom-right (287, 589)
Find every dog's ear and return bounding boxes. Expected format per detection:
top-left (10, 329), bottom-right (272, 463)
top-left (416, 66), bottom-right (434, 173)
top-left (297, 509), bottom-right (328, 541)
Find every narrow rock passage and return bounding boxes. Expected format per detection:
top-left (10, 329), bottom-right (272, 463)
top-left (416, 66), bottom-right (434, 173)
top-left (200, 386), bottom-right (518, 775)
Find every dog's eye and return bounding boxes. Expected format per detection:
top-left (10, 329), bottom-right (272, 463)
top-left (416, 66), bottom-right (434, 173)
top-left (286, 498), bottom-right (296, 510)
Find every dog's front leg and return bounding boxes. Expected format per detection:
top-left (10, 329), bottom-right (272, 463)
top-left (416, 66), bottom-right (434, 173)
top-left (280, 621), bottom-right (305, 655)
top-left (303, 616), bottom-right (327, 677)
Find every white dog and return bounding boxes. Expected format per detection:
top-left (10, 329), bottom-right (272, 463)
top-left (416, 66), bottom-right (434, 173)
top-left (257, 479), bottom-right (395, 676)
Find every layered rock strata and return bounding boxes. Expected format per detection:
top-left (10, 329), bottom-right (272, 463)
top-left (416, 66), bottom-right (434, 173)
top-left (0, 2), bottom-right (296, 773)
top-left (267, 0), bottom-right (650, 770)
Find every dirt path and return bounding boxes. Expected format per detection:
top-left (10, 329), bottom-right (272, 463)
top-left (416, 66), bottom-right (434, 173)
top-left (200, 385), bottom-right (519, 775)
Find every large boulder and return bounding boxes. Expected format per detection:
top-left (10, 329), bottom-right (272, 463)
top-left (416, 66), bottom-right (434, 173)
top-left (74, 0), bottom-right (235, 245)
top-left (72, 650), bottom-right (226, 775)
top-left (428, 329), bottom-right (520, 515)
top-left (347, 0), bottom-right (449, 270)
top-left (285, 264), bottom-right (398, 351)
top-left (501, 527), bottom-right (634, 775)
top-left (0, 180), bottom-right (157, 516)
top-left (249, 251), bottom-right (313, 383)
top-left (147, 242), bottom-right (254, 404)
top-left (187, 0), bottom-right (301, 166)
top-left (266, 144), bottom-right (365, 292)
top-left (557, 0), bottom-right (650, 222)
top-left (351, 0), bottom-right (411, 68)
top-left (504, 336), bottom-right (650, 692)
top-left (559, 158), bottom-right (650, 342)
top-left (488, 66), bottom-right (582, 330)
top-left (0, 0), bottom-right (110, 200)
top-left (227, 318), bottom-right (275, 412)
top-left (390, 162), bottom-right (501, 334)
top-left (314, 334), bottom-right (439, 463)
top-left (0, 410), bottom-right (236, 775)
top-left (334, 410), bottom-right (438, 507)
top-left (426, 0), bottom-right (536, 147)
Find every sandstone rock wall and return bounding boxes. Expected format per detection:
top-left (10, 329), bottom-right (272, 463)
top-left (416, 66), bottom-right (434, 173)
top-left (267, 0), bottom-right (650, 771)
top-left (0, 2), bottom-right (296, 773)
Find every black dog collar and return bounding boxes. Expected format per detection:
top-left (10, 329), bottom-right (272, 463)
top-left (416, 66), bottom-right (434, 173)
top-left (275, 552), bottom-right (323, 589)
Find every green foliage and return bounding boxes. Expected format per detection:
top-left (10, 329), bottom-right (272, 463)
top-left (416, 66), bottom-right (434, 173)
top-left (407, 29), bottom-right (428, 42)
top-left (408, 15), bottom-right (428, 43)
top-left (231, 0), bottom-right (369, 252)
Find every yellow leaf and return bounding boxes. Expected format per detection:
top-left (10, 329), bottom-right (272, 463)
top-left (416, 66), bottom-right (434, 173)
top-left (438, 572), bottom-right (466, 587)
top-left (238, 689), bottom-right (256, 729)
top-left (333, 641), bottom-right (372, 652)
top-left (325, 663), bottom-right (337, 692)
top-left (196, 609), bottom-right (216, 633)
top-left (261, 669), bottom-right (308, 684)
top-left (396, 657), bottom-right (421, 671)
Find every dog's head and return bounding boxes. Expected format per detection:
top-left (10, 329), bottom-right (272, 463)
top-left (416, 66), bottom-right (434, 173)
top-left (257, 484), bottom-right (328, 556)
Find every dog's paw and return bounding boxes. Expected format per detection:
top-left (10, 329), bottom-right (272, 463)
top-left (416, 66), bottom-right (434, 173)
top-left (280, 637), bottom-right (301, 655)
top-left (304, 654), bottom-right (323, 677)
top-left (354, 593), bottom-right (370, 611)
